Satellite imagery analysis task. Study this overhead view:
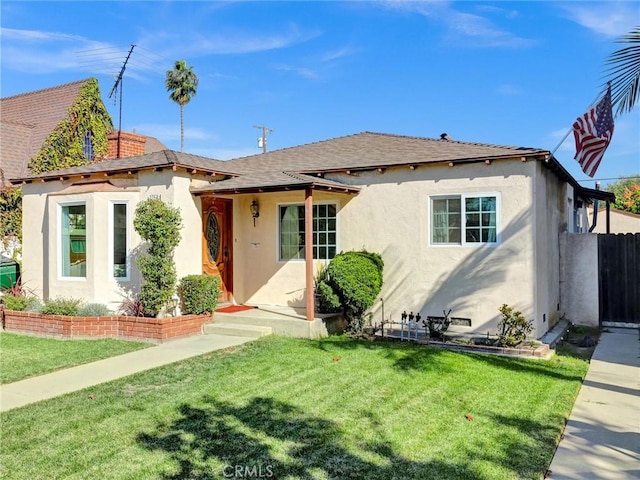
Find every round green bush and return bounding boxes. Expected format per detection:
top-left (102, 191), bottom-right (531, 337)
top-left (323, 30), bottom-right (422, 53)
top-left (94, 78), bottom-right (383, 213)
top-left (326, 250), bottom-right (383, 324)
top-left (315, 280), bottom-right (341, 313)
top-left (177, 274), bottom-right (221, 315)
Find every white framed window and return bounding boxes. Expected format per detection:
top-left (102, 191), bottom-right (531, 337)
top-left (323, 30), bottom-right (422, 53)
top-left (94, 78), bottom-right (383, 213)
top-left (430, 193), bottom-right (500, 245)
top-left (278, 203), bottom-right (338, 261)
top-left (109, 201), bottom-right (130, 280)
top-left (60, 202), bottom-right (87, 278)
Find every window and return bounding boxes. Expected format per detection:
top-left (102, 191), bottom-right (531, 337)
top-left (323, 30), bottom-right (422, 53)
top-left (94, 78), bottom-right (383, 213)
top-left (83, 130), bottom-right (94, 160)
top-left (431, 194), bottom-right (498, 245)
top-left (61, 204), bottom-right (86, 277)
top-left (112, 203), bottom-right (128, 278)
top-left (279, 203), bottom-right (337, 260)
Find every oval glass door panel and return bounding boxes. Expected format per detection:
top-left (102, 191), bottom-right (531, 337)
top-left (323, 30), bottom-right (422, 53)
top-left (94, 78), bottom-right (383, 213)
top-left (206, 213), bottom-right (220, 262)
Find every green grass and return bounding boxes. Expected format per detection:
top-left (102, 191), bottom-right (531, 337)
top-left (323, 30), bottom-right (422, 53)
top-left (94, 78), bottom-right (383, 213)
top-left (0, 332), bottom-right (151, 384)
top-left (0, 336), bottom-right (588, 479)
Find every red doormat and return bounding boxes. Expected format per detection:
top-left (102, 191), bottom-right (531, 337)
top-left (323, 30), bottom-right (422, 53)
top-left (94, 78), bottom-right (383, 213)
top-left (215, 305), bottom-right (257, 314)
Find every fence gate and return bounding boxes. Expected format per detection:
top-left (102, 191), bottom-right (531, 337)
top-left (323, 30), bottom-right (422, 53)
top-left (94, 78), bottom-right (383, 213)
top-left (598, 233), bottom-right (640, 325)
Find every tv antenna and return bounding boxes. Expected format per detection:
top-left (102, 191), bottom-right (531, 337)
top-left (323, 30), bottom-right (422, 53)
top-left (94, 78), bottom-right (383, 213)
top-left (109, 44), bottom-right (136, 158)
top-left (253, 125), bottom-right (273, 153)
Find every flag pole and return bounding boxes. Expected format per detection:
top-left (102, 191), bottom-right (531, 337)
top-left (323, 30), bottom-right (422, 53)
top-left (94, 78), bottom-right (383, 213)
top-left (546, 83), bottom-right (611, 161)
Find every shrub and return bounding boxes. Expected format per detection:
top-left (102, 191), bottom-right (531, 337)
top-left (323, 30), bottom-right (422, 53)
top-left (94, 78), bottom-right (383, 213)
top-left (315, 280), bottom-right (341, 313)
top-left (2, 294), bottom-right (35, 311)
top-left (133, 198), bottom-right (182, 317)
top-left (77, 303), bottom-right (111, 317)
top-left (41, 297), bottom-right (82, 316)
top-left (119, 295), bottom-right (145, 317)
top-left (177, 275), bottom-right (221, 315)
top-left (495, 304), bottom-right (533, 347)
top-left (325, 250), bottom-right (384, 329)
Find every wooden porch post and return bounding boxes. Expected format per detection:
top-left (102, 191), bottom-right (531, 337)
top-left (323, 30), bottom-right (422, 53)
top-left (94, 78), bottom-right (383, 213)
top-left (305, 187), bottom-right (314, 321)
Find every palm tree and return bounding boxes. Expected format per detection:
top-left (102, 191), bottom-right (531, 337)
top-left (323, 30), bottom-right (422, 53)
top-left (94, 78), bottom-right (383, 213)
top-left (165, 60), bottom-right (198, 152)
top-left (604, 26), bottom-right (640, 116)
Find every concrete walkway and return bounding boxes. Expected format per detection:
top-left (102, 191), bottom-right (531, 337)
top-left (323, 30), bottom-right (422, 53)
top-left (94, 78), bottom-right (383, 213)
top-left (548, 328), bottom-right (640, 480)
top-left (0, 334), bottom-right (255, 412)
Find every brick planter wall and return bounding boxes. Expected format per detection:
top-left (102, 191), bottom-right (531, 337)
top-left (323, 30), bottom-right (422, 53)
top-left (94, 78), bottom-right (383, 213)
top-left (1, 309), bottom-right (213, 343)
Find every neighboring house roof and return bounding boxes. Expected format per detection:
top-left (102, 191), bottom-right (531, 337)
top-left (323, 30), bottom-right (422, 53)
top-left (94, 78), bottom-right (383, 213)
top-left (144, 135), bottom-right (168, 154)
top-left (12, 150), bottom-right (238, 181)
top-left (0, 79), bottom-right (90, 183)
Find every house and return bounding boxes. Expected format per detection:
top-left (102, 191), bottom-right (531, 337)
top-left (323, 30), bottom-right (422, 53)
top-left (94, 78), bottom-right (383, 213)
top-left (11, 132), bottom-right (614, 339)
top-left (587, 206), bottom-right (640, 233)
top-left (0, 79), bottom-right (167, 258)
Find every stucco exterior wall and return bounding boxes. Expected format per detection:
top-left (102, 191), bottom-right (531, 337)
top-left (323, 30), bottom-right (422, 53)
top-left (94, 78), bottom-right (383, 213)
top-left (232, 159), bottom-right (541, 337)
top-left (532, 162), bottom-right (564, 335)
top-left (21, 170), bottom-right (205, 312)
top-left (588, 208), bottom-right (640, 233)
top-left (559, 232), bottom-right (599, 326)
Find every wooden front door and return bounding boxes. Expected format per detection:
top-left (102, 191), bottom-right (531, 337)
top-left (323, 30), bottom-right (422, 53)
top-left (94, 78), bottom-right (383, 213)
top-left (202, 197), bottom-right (233, 303)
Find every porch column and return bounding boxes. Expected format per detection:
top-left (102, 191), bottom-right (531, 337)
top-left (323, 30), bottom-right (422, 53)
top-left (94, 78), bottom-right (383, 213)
top-left (305, 187), bottom-right (314, 321)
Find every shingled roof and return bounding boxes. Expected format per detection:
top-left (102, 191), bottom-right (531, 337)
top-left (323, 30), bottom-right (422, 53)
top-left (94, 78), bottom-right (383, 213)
top-left (1, 79), bottom-right (90, 184)
top-left (222, 132), bottom-right (550, 174)
top-left (12, 150), bottom-right (238, 182)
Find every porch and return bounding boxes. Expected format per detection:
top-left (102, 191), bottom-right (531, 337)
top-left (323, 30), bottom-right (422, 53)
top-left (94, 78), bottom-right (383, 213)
top-left (208, 305), bottom-right (346, 339)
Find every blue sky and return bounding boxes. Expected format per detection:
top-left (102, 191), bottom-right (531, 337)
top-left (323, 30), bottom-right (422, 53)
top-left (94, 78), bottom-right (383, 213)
top-left (1, 1), bottom-right (638, 187)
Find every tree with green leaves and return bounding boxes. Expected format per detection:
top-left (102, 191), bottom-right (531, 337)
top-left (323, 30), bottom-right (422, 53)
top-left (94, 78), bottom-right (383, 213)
top-left (165, 60), bottom-right (199, 152)
top-left (606, 175), bottom-right (640, 214)
top-left (134, 198), bottom-right (182, 317)
top-left (604, 26), bottom-right (640, 116)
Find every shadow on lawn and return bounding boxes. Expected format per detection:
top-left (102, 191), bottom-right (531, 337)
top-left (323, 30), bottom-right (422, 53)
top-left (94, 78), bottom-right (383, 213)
top-left (312, 337), bottom-right (584, 381)
top-left (138, 396), bottom-right (483, 480)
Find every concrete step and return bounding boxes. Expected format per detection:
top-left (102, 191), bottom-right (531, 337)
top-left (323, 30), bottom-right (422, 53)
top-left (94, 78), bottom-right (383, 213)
top-left (204, 322), bottom-right (273, 338)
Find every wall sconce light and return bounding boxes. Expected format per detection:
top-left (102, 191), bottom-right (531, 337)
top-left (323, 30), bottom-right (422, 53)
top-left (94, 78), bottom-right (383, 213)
top-left (250, 200), bottom-right (260, 227)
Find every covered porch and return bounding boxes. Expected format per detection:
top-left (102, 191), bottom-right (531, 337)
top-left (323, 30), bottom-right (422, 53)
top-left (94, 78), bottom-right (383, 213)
top-left (191, 171), bottom-right (359, 322)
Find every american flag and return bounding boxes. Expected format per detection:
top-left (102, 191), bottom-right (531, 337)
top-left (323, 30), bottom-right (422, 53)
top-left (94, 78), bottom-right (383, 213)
top-left (572, 86), bottom-right (614, 177)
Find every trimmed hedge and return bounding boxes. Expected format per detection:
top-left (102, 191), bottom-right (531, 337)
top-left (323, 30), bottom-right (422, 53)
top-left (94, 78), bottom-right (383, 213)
top-left (322, 250), bottom-right (384, 326)
top-left (177, 275), bottom-right (221, 315)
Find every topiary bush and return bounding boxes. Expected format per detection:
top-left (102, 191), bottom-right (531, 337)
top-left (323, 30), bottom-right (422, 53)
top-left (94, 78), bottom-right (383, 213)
top-left (315, 280), bottom-right (341, 313)
top-left (324, 250), bottom-right (384, 331)
top-left (134, 198), bottom-right (182, 317)
top-left (77, 303), bottom-right (111, 317)
top-left (41, 297), bottom-right (82, 316)
top-left (177, 274), bottom-right (220, 315)
top-left (495, 304), bottom-right (533, 347)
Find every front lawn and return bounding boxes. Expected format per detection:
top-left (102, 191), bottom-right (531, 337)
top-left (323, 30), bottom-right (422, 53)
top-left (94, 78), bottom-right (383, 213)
top-left (0, 332), bottom-right (151, 384)
top-left (1, 336), bottom-right (587, 479)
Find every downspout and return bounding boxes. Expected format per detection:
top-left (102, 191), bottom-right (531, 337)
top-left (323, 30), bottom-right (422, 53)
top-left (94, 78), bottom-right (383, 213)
top-left (588, 182), bottom-right (600, 233)
top-left (305, 187), bottom-right (314, 321)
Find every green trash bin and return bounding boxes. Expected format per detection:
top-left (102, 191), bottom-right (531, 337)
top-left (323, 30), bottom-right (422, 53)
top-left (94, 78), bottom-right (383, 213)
top-left (0, 255), bottom-right (20, 289)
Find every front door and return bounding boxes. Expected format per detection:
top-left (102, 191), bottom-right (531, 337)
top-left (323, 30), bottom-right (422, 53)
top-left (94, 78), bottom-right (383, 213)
top-left (202, 197), bottom-right (233, 303)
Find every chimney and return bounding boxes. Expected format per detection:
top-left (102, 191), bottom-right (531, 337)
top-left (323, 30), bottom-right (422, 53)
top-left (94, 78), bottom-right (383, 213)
top-left (105, 130), bottom-right (147, 159)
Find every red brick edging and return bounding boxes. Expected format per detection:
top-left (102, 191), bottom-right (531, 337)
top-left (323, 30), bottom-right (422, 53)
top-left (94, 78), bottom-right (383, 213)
top-left (1, 309), bottom-right (213, 343)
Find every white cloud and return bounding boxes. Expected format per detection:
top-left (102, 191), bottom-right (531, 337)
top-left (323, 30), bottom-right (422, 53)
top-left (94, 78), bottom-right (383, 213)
top-left (138, 23), bottom-right (321, 58)
top-left (272, 63), bottom-right (318, 80)
top-left (133, 123), bottom-right (214, 143)
top-left (558, 2), bottom-right (640, 37)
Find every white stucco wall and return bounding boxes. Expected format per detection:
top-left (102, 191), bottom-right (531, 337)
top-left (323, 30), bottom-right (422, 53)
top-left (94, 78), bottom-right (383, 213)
top-left (21, 170), bottom-right (205, 311)
top-left (232, 159), bottom-right (541, 337)
top-left (588, 208), bottom-right (640, 233)
top-left (559, 232), bottom-right (599, 326)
